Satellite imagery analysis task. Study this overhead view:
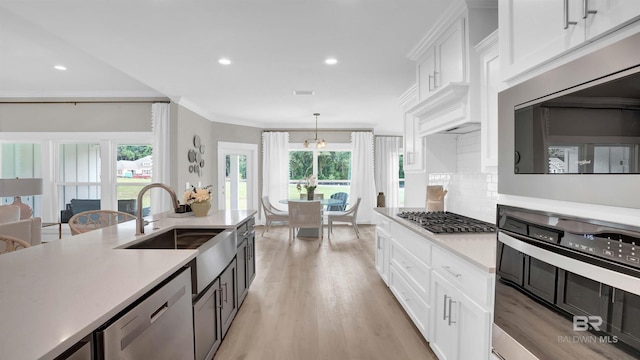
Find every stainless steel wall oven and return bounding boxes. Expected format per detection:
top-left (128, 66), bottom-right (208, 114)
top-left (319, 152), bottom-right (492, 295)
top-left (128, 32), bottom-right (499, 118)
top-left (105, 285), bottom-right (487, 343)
top-left (493, 205), bottom-right (640, 360)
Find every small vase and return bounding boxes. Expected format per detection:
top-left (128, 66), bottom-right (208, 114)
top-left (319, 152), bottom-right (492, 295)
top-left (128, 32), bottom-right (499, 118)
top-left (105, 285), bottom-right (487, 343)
top-left (307, 189), bottom-right (314, 200)
top-left (191, 201), bottom-right (211, 217)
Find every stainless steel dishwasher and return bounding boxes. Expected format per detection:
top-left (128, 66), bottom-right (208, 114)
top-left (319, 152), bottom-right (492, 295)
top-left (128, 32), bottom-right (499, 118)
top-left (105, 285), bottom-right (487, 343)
top-left (96, 269), bottom-right (194, 360)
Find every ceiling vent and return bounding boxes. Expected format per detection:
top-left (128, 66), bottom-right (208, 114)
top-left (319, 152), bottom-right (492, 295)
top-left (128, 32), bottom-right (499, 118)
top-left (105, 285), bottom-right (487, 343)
top-left (293, 90), bottom-right (315, 96)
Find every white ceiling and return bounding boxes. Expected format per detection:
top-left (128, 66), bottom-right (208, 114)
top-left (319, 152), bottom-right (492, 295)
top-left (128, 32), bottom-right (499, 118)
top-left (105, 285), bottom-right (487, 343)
top-left (0, 0), bottom-right (452, 134)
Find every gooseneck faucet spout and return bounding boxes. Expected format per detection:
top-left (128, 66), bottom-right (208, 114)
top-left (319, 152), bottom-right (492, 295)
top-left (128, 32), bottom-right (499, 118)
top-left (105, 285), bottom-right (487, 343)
top-left (136, 183), bottom-right (180, 235)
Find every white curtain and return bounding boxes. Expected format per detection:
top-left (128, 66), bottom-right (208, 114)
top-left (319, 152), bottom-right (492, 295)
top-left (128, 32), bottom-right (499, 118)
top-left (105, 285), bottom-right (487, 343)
top-left (151, 103), bottom-right (171, 214)
top-left (350, 132), bottom-right (377, 223)
top-left (375, 136), bottom-right (400, 208)
top-left (262, 132), bottom-right (289, 213)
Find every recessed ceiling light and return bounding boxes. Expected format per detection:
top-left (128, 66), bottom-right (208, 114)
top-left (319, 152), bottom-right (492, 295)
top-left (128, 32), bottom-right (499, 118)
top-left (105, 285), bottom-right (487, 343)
top-left (324, 58), bottom-right (338, 65)
top-left (54, 65), bottom-right (67, 71)
top-left (293, 90), bottom-right (315, 96)
top-left (218, 58), bottom-right (231, 65)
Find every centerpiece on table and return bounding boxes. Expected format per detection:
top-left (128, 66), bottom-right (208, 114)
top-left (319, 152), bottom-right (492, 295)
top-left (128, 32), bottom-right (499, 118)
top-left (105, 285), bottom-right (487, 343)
top-left (302, 175), bottom-right (317, 200)
top-left (184, 184), bottom-right (213, 217)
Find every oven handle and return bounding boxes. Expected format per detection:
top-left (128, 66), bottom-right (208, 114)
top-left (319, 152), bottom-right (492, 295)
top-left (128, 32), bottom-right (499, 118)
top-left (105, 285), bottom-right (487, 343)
top-left (499, 232), bottom-right (640, 295)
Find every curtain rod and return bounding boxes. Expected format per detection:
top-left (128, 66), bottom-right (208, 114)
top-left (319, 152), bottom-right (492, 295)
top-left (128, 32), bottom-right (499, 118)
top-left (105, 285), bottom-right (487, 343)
top-left (263, 128), bottom-right (372, 132)
top-left (0, 100), bottom-right (170, 104)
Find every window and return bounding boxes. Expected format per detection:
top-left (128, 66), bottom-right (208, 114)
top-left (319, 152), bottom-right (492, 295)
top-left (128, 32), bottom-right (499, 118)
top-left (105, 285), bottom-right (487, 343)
top-left (1, 143), bottom-right (42, 215)
top-left (58, 143), bottom-right (102, 211)
top-left (116, 145), bottom-right (153, 215)
top-left (288, 143), bottom-right (351, 200)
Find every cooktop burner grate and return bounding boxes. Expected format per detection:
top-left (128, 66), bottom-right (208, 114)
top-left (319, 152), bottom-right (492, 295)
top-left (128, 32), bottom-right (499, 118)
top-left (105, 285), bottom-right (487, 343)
top-left (396, 211), bottom-right (496, 234)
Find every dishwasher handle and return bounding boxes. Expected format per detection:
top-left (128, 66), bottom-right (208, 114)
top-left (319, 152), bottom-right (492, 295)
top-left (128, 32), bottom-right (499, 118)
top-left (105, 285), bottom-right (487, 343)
top-left (119, 284), bottom-right (186, 351)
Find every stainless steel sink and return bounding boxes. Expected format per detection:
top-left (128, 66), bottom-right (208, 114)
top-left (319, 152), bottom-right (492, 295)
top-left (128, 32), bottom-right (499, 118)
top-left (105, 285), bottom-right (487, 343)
top-left (125, 228), bottom-right (237, 295)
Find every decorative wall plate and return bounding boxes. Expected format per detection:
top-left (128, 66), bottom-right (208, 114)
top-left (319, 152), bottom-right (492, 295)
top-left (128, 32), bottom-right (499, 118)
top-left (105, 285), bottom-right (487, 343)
top-left (193, 135), bottom-right (201, 148)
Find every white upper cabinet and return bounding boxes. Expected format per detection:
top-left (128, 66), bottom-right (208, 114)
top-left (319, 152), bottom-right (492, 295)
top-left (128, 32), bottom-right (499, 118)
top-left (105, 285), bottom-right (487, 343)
top-left (407, 1), bottom-right (497, 138)
top-left (416, 18), bottom-right (466, 102)
top-left (476, 31), bottom-right (499, 171)
top-left (500, 0), bottom-right (640, 81)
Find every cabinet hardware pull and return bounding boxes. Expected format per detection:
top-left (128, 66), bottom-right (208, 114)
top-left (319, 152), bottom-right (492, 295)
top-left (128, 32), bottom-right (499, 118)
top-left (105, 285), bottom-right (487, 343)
top-left (582, 0), bottom-right (597, 19)
top-left (401, 261), bottom-right (411, 269)
top-left (222, 283), bottom-right (228, 303)
top-left (216, 288), bottom-right (223, 308)
top-left (612, 288), bottom-right (616, 303)
top-left (428, 74), bottom-right (434, 92)
top-left (433, 71), bottom-right (439, 89)
top-left (443, 294), bottom-right (449, 320)
top-left (448, 298), bottom-right (456, 326)
top-left (598, 283), bottom-right (602, 297)
top-left (442, 266), bottom-right (462, 278)
top-left (564, 0), bottom-right (578, 29)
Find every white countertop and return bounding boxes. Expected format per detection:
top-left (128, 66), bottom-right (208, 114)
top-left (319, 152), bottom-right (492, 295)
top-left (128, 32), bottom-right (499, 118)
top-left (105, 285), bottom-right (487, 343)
top-left (374, 208), bottom-right (497, 272)
top-left (0, 209), bottom-right (256, 360)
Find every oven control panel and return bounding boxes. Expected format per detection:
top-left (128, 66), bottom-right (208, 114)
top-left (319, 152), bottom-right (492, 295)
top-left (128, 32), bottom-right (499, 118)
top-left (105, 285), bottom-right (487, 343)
top-left (560, 233), bottom-right (639, 268)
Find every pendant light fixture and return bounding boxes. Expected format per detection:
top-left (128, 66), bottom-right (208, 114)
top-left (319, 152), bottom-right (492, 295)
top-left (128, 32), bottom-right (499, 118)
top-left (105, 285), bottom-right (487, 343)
top-left (303, 113), bottom-right (327, 148)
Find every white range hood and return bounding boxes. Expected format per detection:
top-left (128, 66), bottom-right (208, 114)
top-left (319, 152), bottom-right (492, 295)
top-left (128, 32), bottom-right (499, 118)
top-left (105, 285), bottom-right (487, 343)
top-left (406, 82), bottom-right (479, 137)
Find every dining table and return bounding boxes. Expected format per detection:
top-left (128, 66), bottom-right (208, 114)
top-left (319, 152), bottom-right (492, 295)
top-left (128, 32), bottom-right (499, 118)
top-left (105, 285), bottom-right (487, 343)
top-left (279, 198), bottom-right (343, 237)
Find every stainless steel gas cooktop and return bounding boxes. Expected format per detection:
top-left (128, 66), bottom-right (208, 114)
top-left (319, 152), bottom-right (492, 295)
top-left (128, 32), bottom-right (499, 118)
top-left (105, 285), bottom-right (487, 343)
top-left (396, 211), bottom-right (496, 234)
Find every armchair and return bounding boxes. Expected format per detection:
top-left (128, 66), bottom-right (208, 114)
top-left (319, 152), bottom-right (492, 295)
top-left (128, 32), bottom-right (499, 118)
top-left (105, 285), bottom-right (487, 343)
top-left (260, 196), bottom-right (289, 236)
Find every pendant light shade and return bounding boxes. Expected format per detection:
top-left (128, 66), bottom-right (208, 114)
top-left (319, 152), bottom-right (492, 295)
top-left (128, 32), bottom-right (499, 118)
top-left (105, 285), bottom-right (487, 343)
top-left (303, 113), bottom-right (327, 148)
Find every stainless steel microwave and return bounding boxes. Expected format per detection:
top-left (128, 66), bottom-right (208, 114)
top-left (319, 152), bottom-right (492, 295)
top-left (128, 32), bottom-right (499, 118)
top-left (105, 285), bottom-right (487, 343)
top-left (498, 32), bottom-right (640, 209)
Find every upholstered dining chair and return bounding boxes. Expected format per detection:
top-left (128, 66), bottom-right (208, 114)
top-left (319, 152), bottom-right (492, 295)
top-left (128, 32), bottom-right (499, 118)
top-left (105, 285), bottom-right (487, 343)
top-left (287, 200), bottom-right (323, 246)
top-left (69, 210), bottom-right (136, 235)
top-left (0, 234), bottom-right (31, 254)
top-left (260, 196), bottom-right (289, 236)
top-left (327, 197), bottom-right (361, 240)
top-left (0, 205), bottom-right (20, 224)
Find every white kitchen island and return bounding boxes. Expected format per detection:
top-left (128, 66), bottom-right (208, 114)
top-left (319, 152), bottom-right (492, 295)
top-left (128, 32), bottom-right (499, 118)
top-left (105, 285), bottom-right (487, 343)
top-left (0, 209), bottom-right (256, 360)
top-left (374, 208), bottom-right (497, 360)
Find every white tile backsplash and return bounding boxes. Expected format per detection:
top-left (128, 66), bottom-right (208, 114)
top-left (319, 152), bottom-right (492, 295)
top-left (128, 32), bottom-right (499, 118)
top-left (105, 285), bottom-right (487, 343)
top-left (429, 131), bottom-right (497, 223)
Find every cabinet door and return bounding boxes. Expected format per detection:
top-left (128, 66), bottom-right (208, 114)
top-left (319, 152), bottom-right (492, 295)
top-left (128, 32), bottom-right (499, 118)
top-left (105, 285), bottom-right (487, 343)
top-left (435, 18), bottom-right (466, 89)
top-left (247, 234), bottom-right (256, 286)
top-left (456, 286), bottom-right (492, 360)
top-left (523, 255), bottom-right (557, 303)
top-left (496, 242), bottom-right (524, 286)
top-left (236, 239), bottom-right (248, 305)
top-left (375, 228), bottom-right (389, 285)
top-left (556, 269), bottom-right (609, 323)
top-left (194, 280), bottom-right (221, 360)
top-left (586, 1), bottom-right (640, 40)
top-left (430, 272), bottom-right (458, 360)
top-left (611, 289), bottom-right (640, 351)
top-left (418, 49), bottom-right (437, 101)
top-left (219, 259), bottom-right (238, 338)
top-left (499, 0), bottom-right (584, 80)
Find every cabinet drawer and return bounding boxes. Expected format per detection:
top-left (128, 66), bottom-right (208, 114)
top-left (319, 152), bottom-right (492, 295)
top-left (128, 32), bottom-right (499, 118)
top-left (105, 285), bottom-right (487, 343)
top-left (390, 222), bottom-right (431, 266)
top-left (389, 265), bottom-right (430, 341)
top-left (375, 213), bottom-right (391, 233)
top-left (432, 246), bottom-right (492, 307)
top-left (390, 238), bottom-right (430, 304)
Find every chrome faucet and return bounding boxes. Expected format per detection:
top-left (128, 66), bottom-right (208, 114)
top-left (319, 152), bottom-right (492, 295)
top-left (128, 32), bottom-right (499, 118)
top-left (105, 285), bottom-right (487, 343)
top-left (136, 183), bottom-right (180, 235)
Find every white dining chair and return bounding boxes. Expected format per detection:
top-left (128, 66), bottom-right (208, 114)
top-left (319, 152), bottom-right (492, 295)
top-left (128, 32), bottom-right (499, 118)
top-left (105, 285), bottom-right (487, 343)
top-left (327, 197), bottom-right (361, 240)
top-left (287, 200), bottom-right (323, 246)
top-left (261, 196), bottom-right (289, 236)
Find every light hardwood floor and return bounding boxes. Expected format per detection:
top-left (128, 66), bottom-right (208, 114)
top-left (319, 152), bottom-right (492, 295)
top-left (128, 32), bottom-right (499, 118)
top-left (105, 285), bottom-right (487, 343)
top-left (214, 224), bottom-right (437, 360)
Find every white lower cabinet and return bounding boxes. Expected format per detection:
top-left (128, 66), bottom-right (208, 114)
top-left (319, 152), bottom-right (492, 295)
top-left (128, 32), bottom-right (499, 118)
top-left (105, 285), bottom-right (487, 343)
top-left (429, 265), bottom-right (492, 360)
top-left (375, 214), bottom-right (494, 360)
